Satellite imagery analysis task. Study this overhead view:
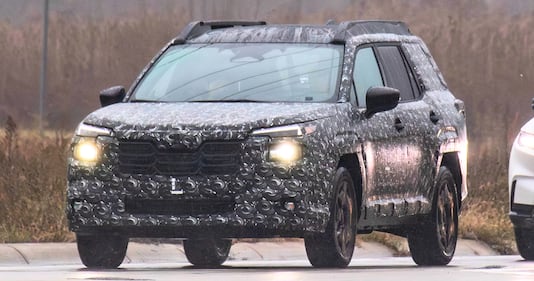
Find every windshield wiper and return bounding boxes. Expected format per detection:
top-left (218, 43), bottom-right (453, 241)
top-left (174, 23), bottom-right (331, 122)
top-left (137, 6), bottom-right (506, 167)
top-left (129, 99), bottom-right (163, 103)
top-left (189, 99), bottom-right (265, 103)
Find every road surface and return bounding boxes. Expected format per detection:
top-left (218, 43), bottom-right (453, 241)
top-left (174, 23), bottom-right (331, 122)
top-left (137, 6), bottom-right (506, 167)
top-left (0, 256), bottom-right (532, 281)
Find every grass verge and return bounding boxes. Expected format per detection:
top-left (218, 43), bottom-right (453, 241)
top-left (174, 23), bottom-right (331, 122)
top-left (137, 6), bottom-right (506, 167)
top-left (0, 118), bottom-right (73, 242)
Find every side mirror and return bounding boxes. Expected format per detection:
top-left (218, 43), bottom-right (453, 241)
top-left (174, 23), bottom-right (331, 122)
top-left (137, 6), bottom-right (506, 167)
top-left (99, 86), bottom-right (126, 107)
top-left (364, 86), bottom-right (400, 118)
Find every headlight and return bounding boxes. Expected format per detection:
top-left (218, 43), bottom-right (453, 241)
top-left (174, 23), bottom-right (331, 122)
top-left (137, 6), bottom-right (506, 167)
top-left (252, 124), bottom-right (316, 138)
top-left (75, 123), bottom-right (112, 137)
top-left (269, 140), bottom-right (303, 165)
top-left (71, 123), bottom-right (112, 165)
top-left (73, 139), bottom-right (100, 163)
top-left (252, 125), bottom-right (303, 138)
top-left (518, 131), bottom-right (534, 150)
top-left (252, 124), bottom-right (312, 165)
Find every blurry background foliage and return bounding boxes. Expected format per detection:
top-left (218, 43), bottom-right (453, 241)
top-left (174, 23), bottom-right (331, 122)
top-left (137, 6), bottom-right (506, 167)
top-left (0, 0), bottom-right (531, 253)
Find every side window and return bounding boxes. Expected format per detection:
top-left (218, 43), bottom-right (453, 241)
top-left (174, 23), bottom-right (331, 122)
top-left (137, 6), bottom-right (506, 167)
top-left (405, 60), bottom-right (421, 98)
top-left (403, 43), bottom-right (446, 91)
top-left (353, 47), bottom-right (384, 107)
top-left (376, 46), bottom-right (416, 102)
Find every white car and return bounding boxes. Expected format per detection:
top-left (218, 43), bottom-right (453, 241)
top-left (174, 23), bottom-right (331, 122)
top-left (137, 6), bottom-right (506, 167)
top-left (509, 108), bottom-right (534, 260)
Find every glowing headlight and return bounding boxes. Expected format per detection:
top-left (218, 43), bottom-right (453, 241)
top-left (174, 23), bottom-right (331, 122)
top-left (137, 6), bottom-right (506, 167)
top-left (73, 139), bottom-right (100, 163)
top-left (269, 141), bottom-right (303, 165)
top-left (71, 123), bottom-right (112, 164)
top-left (518, 131), bottom-right (534, 150)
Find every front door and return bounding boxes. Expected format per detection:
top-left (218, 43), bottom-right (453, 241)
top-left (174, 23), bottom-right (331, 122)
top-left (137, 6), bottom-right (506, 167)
top-left (351, 45), bottom-right (419, 221)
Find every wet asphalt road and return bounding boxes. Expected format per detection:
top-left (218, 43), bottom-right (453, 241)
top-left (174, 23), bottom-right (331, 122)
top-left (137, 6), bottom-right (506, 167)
top-left (0, 256), bottom-right (532, 281)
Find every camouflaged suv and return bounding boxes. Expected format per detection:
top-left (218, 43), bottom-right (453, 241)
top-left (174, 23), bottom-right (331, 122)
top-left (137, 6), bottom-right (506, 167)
top-left (67, 20), bottom-right (468, 268)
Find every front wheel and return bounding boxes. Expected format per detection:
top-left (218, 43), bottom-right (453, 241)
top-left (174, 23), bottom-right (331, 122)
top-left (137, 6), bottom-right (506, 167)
top-left (305, 167), bottom-right (358, 268)
top-left (183, 238), bottom-right (232, 267)
top-left (76, 234), bottom-right (129, 269)
top-left (408, 166), bottom-right (458, 266)
top-left (515, 227), bottom-right (534, 260)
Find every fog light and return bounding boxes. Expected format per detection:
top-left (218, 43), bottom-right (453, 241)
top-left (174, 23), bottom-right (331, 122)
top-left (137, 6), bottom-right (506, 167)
top-left (284, 202), bottom-right (296, 211)
top-left (73, 140), bottom-right (100, 163)
top-left (72, 201), bottom-right (83, 212)
top-left (269, 141), bottom-right (303, 165)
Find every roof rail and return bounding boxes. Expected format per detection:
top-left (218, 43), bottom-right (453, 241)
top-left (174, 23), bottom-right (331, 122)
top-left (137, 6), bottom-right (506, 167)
top-left (332, 20), bottom-right (411, 44)
top-left (325, 19), bottom-right (338, 25)
top-left (174, 20), bottom-right (267, 43)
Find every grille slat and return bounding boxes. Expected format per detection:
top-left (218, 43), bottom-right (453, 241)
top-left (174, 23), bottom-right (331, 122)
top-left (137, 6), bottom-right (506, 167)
top-left (118, 141), bottom-right (242, 176)
top-left (158, 153), bottom-right (198, 164)
top-left (202, 155), bottom-right (238, 165)
top-left (120, 156), bottom-right (155, 165)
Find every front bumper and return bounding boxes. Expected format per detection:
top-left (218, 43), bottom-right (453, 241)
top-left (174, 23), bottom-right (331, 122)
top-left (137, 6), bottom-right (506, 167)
top-left (510, 212), bottom-right (534, 229)
top-left (509, 137), bottom-right (534, 229)
top-left (66, 135), bottom-right (335, 238)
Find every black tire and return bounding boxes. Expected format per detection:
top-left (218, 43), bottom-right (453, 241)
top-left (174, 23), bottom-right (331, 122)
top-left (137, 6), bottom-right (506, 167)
top-left (183, 238), bottom-right (232, 267)
top-left (515, 227), bottom-right (534, 260)
top-left (304, 167), bottom-right (358, 268)
top-left (408, 166), bottom-right (458, 266)
top-left (76, 234), bottom-right (128, 269)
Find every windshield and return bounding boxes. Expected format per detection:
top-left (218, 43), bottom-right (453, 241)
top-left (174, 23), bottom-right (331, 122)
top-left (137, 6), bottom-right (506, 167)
top-left (131, 43), bottom-right (343, 103)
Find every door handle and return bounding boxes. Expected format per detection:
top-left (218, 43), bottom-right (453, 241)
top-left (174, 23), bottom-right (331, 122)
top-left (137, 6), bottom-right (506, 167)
top-left (394, 118), bottom-right (405, 131)
top-left (429, 110), bottom-right (440, 124)
top-left (454, 99), bottom-right (466, 117)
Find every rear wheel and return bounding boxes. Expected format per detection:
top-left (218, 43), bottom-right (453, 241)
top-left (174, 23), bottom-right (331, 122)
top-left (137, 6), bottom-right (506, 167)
top-left (515, 227), bottom-right (534, 260)
top-left (183, 238), bottom-right (232, 267)
top-left (76, 233), bottom-right (128, 269)
top-left (305, 167), bottom-right (358, 268)
top-left (408, 166), bottom-right (458, 266)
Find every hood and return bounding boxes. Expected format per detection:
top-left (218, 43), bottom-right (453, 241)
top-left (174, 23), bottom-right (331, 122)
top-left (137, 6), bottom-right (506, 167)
top-left (83, 102), bottom-right (339, 138)
top-left (521, 117), bottom-right (534, 134)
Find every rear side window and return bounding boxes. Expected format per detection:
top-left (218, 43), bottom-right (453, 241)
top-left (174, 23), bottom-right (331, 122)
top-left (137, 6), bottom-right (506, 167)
top-left (376, 46), bottom-right (417, 102)
top-left (353, 47), bottom-right (384, 107)
top-left (402, 43), bottom-right (447, 91)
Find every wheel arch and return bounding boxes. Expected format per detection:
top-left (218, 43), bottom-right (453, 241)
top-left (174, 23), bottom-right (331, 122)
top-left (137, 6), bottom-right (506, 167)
top-left (337, 153), bottom-right (364, 220)
top-left (439, 152), bottom-right (463, 211)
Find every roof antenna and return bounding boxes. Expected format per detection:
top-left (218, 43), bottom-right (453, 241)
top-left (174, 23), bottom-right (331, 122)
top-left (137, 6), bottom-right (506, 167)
top-left (326, 19), bottom-right (338, 25)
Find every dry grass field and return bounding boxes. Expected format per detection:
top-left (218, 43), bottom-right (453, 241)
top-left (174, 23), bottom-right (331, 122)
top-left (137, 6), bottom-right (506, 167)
top-left (0, 122), bottom-right (72, 242)
top-left (0, 120), bottom-right (518, 254)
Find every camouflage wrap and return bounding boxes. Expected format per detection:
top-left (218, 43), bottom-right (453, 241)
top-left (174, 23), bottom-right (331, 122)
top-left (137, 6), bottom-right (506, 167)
top-left (67, 24), bottom-right (467, 238)
top-left (67, 103), bottom-right (359, 235)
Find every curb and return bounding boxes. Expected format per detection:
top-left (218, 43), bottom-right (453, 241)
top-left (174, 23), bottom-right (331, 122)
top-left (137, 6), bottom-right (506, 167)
top-left (0, 239), bottom-right (498, 266)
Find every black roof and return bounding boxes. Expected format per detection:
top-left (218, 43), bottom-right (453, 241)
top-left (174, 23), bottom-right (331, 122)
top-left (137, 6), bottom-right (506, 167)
top-left (174, 20), bottom-right (412, 44)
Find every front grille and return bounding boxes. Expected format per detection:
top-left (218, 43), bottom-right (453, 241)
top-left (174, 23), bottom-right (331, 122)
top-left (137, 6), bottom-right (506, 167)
top-left (512, 203), bottom-right (534, 215)
top-left (118, 141), bottom-right (242, 176)
top-left (125, 198), bottom-right (235, 216)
